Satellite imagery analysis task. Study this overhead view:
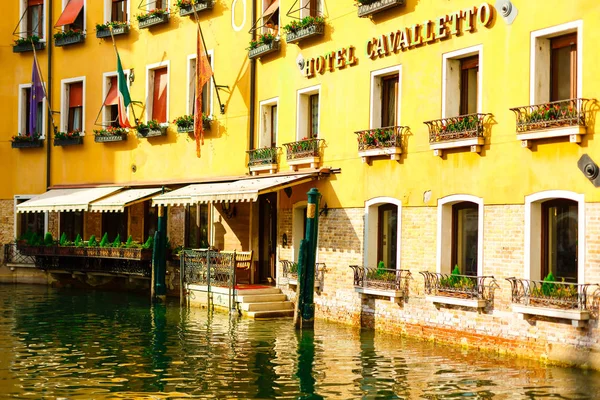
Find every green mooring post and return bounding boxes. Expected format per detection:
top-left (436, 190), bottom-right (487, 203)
top-left (152, 204), bottom-right (167, 302)
top-left (295, 188), bottom-right (320, 330)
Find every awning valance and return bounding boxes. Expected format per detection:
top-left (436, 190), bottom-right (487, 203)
top-left (55, 0), bottom-right (84, 27)
top-left (89, 188), bottom-right (163, 213)
top-left (17, 187), bottom-right (123, 213)
top-left (151, 182), bottom-right (235, 207)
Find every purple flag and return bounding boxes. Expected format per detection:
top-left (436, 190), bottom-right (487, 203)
top-left (28, 59), bottom-right (44, 137)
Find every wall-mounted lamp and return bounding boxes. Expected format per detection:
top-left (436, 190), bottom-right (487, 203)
top-left (129, 68), bottom-right (135, 85)
top-left (319, 203), bottom-right (329, 217)
top-left (284, 187), bottom-right (293, 198)
top-left (221, 202), bottom-right (236, 219)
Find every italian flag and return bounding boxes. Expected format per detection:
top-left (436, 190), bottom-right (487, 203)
top-left (117, 54), bottom-right (132, 128)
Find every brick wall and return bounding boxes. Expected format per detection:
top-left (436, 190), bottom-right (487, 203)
top-left (168, 205), bottom-right (185, 248)
top-left (84, 212), bottom-right (102, 240)
top-left (0, 200), bottom-right (14, 245)
top-left (213, 202), bottom-right (250, 251)
top-left (48, 212), bottom-right (59, 238)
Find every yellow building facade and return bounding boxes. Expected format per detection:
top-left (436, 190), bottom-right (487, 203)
top-left (3, 0), bottom-right (600, 368)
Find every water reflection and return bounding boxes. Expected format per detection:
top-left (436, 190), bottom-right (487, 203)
top-left (1, 284), bottom-right (600, 399)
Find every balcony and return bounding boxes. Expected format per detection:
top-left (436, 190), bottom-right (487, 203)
top-left (510, 98), bottom-right (591, 148)
top-left (54, 31), bottom-right (85, 47)
top-left (355, 125), bottom-right (405, 163)
top-left (357, 0), bottom-right (406, 18)
top-left (96, 24), bottom-right (129, 39)
top-left (350, 265), bottom-right (411, 303)
top-left (283, 138), bottom-right (323, 171)
top-left (424, 113), bottom-right (488, 157)
top-left (4, 243), bottom-right (35, 266)
top-left (179, 0), bottom-right (215, 16)
top-left (420, 271), bottom-right (498, 309)
top-left (280, 260), bottom-right (325, 289)
top-left (247, 147), bottom-right (280, 175)
top-left (248, 38), bottom-right (280, 60)
top-left (285, 20), bottom-right (325, 44)
top-left (137, 12), bottom-right (170, 29)
top-left (506, 277), bottom-right (599, 327)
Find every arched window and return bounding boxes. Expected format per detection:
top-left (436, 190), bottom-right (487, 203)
top-left (541, 199), bottom-right (578, 282)
top-left (365, 197), bottom-right (401, 269)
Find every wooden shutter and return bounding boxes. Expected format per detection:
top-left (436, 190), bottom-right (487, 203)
top-left (69, 82), bottom-right (83, 107)
top-left (152, 68), bottom-right (168, 122)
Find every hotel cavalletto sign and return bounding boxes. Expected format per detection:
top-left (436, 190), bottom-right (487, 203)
top-left (302, 3), bottom-right (494, 78)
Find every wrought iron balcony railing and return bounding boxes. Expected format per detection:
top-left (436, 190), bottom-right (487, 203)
top-left (510, 98), bottom-right (589, 133)
top-left (247, 147), bottom-right (279, 167)
top-left (506, 277), bottom-right (599, 311)
top-left (280, 260), bottom-right (325, 287)
top-left (424, 113), bottom-right (488, 143)
top-left (420, 271), bottom-right (498, 301)
top-left (283, 138), bottom-right (323, 161)
top-left (355, 125), bottom-right (405, 151)
top-left (350, 266), bottom-right (411, 293)
top-left (4, 243), bottom-right (35, 265)
top-left (181, 249), bottom-right (236, 288)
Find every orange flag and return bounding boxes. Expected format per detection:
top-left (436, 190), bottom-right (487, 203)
top-left (194, 29), bottom-right (213, 157)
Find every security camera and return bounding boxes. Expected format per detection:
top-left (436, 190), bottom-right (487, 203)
top-left (577, 154), bottom-right (600, 187)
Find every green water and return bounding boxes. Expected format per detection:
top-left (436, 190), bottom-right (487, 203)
top-left (0, 285), bottom-right (599, 399)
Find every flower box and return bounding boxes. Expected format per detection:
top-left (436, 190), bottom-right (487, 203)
top-left (357, 0), bottom-right (406, 18)
top-left (86, 247), bottom-right (100, 257)
top-left (138, 13), bottom-right (170, 29)
top-left (248, 39), bottom-right (280, 59)
top-left (95, 133), bottom-right (128, 143)
top-left (13, 41), bottom-right (45, 53)
top-left (285, 22), bottom-right (324, 44)
top-left (72, 247), bottom-right (86, 256)
top-left (11, 140), bottom-right (44, 149)
top-left (176, 120), bottom-right (210, 133)
top-left (137, 126), bottom-right (167, 138)
top-left (55, 33), bottom-right (85, 47)
top-left (54, 137), bottom-right (83, 147)
top-left (96, 25), bottom-right (129, 39)
top-left (179, 1), bottom-right (214, 16)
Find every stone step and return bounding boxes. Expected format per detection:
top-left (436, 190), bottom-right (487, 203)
top-left (246, 309), bottom-right (295, 319)
top-left (235, 288), bottom-right (282, 296)
top-left (237, 293), bottom-right (287, 303)
top-left (241, 301), bottom-right (294, 312)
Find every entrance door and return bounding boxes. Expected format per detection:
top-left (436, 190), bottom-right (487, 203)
top-left (258, 192), bottom-right (278, 284)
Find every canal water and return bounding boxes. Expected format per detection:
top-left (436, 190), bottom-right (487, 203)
top-left (1, 285), bottom-right (599, 399)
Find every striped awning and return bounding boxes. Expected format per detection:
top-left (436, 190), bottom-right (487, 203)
top-left (16, 187), bottom-right (123, 213)
top-left (89, 188), bottom-right (163, 213)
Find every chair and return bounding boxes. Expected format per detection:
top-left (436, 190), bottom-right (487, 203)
top-left (234, 251), bottom-right (253, 284)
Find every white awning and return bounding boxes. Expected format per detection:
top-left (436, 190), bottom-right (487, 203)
top-left (89, 188), bottom-right (163, 213)
top-left (16, 187), bottom-right (123, 213)
top-left (151, 183), bottom-right (229, 207)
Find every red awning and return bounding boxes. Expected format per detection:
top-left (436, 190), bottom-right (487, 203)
top-left (105, 77), bottom-right (118, 106)
top-left (29, 0), bottom-right (44, 5)
top-left (263, 0), bottom-right (279, 19)
top-left (55, 0), bottom-right (84, 27)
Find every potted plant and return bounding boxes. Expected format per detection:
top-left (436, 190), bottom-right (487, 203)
top-left (173, 114), bottom-right (211, 133)
top-left (283, 16), bottom-right (325, 44)
top-left (137, 8), bottom-right (170, 29)
top-left (11, 133), bottom-right (44, 149)
top-left (96, 21), bottom-right (130, 38)
top-left (438, 266), bottom-right (476, 298)
top-left (13, 35), bottom-right (45, 53)
top-left (530, 273), bottom-right (579, 309)
top-left (136, 120), bottom-right (167, 138)
top-left (248, 33), bottom-right (280, 59)
top-left (94, 126), bottom-right (128, 143)
top-left (54, 129), bottom-right (83, 146)
top-left (175, 0), bottom-right (214, 17)
top-left (54, 29), bottom-right (85, 46)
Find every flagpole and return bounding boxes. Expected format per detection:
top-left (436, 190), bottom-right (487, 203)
top-left (109, 27), bottom-right (139, 126)
top-left (31, 42), bottom-right (57, 134)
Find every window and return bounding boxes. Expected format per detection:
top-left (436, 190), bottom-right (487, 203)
top-left (531, 21), bottom-right (582, 104)
top-left (147, 0), bottom-right (165, 10)
top-left (185, 204), bottom-right (209, 248)
top-left (146, 63), bottom-right (169, 124)
top-left (442, 46), bottom-right (482, 118)
top-left (111, 0), bottom-right (127, 21)
top-left (15, 196), bottom-right (46, 240)
top-left (451, 202), bottom-right (478, 276)
top-left (59, 211), bottom-right (84, 241)
top-left (541, 200), bottom-right (578, 282)
top-left (56, 0), bottom-right (85, 32)
top-left (370, 65), bottom-right (402, 129)
top-left (103, 71), bottom-right (129, 127)
top-left (297, 85), bottom-right (320, 139)
top-left (102, 211), bottom-right (128, 242)
top-left (25, 0), bottom-right (45, 38)
top-left (377, 204), bottom-right (398, 270)
top-left (381, 75), bottom-right (398, 127)
top-left (144, 203), bottom-right (158, 242)
top-left (300, 0), bottom-right (322, 18)
top-left (259, 98), bottom-right (278, 148)
top-left (19, 83), bottom-right (46, 137)
top-left (262, 0), bottom-right (279, 35)
top-left (187, 53), bottom-right (213, 117)
top-left (61, 77), bottom-right (85, 134)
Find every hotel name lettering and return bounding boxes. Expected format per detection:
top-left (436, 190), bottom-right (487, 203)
top-left (303, 3), bottom-right (494, 78)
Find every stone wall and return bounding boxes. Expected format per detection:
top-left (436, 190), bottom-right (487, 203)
top-left (167, 205), bottom-right (185, 249)
top-left (0, 199), bottom-right (14, 246)
top-left (84, 212), bottom-right (102, 240)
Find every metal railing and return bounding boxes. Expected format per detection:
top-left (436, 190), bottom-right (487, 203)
top-left (280, 260), bottom-right (325, 287)
top-left (4, 243), bottom-right (35, 265)
top-left (355, 125), bottom-right (406, 151)
top-left (506, 277), bottom-right (599, 311)
top-left (510, 98), bottom-right (589, 133)
top-left (33, 255), bottom-right (151, 277)
top-left (283, 138), bottom-right (323, 161)
top-left (349, 266), bottom-right (411, 293)
top-left (424, 113), bottom-right (488, 143)
top-left (420, 271), bottom-right (497, 301)
top-left (247, 147), bottom-right (279, 167)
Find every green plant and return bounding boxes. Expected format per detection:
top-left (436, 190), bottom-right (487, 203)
top-left (12, 133), bottom-right (41, 142)
top-left (172, 114), bottom-right (210, 128)
top-left (289, 262), bottom-right (299, 274)
top-left (99, 233), bottom-right (110, 248)
top-left (136, 120), bottom-right (162, 133)
top-left (59, 232), bottom-right (68, 246)
top-left (282, 16), bottom-right (325, 34)
top-left (125, 235), bottom-right (133, 247)
top-left (88, 235), bottom-right (98, 247)
top-left (74, 234), bottom-right (82, 247)
top-left (44, 232), bottom-right (54, 247)
top-left (96, 21), bottom-right (129, 31)
top-left (174, 0), bottom-right (202, 8)
top-left (136, 8), bottom-right (169, 22)
top-left (93, 126), bottom-right (128, 136)
top-left (440, 265), bottom-right (475, 290)
top-left (14, 35), bottom-right (40, 46)
top-left (55, 129), bottom-right (81, 140)
top-left (112, 234), bottom-right (121, 248)
top-left (53, 29), bottom-right (83, 40)
top-left (142, 236), bottom-right (154, 250)
top-left (443, 115), bottom-right (479, 133)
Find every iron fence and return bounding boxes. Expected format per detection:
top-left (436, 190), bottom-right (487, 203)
top-left (424, 113), bottom-right (488, 143)
top-left (509, 98), bottom-right (589, 133)
top-left (420, 271), bottom-right (497, 301)
top-left (247, 147), bottom-right (279, 167)
top-left (355, 125), bottom-right (406, 151)
top-left (33, 255), bottom-right (151, 277)
top-left (506, 277), bottom-right (599, 311)
top-left (280, 260), bottom-right (325, 287)
top-left (349, 266), bottom-right (411, 293)
top-left (4, 243), bottom-right (36, 265)
top-left (283, 138), bottom-right (323, 161)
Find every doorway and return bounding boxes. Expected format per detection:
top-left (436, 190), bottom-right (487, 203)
top-left (258, 192), bottom-right (278, 285)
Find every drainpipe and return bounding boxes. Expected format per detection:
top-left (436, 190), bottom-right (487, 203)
top-left (248, 0), bottom-right (257, 152)
top-left (46, 0), bottom-right (53, 189)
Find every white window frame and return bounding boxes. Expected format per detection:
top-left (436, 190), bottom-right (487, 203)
top-left (259, 97), bottom-right (279, 148)
top-left (19, 0), bottom-right (48, 42)
top-left (442, 45), bottom-right (483, 118)
top-left (18, 83), bottom-right (48, 139)
top-left (60, 76), bottom-right (86, 135)
top-left (364, 197), bottom-right (402, 269)
top-left (145, 61), bottom-right (170, 124)
top-left (186, 51), bottom-right (214, 117)
top-left (524, 190), bottom-right (585, 284)
top-left (102, 70), bottom-right (130, 126)
top-left (530, 20), bottom-right (583, 105)
top-left (436, 194), bottom-right (484, 276)
top-left (370, 64), bottom-right (402, 129)
top-left (60, 0), bottom-right (87, 33)
top-left (296, 84), bottom-right (320, 140)
top-left (299, 0), bottom-right (322, 19)
top-left (147, 0), bottom-right (168, 11)
top-left (103, 0), bottom-right (130, 22)
top-left (14, 195), bottom-right (48, 240)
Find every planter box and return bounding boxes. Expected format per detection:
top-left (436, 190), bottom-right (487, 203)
top-left (54, 137), bottom-right (83, 147)
top-left (13, 41), bottom-right (46, 53)
top-left (137, 127), bottom-right (167, 138)
top-left (138, 13), bottom-right (170, 29)
top-left (96, 26), bottom-right (129, 39)
top-left (95, 134), bottom-right (127, 143)
top-left (86, 248), bottom-right (100, 257)
top-left (357, 0), bottom-right (406, 18)
top-left (358, 146), bottom-right (402, 163)
top-left (286, 22), bottom-right (325, 44)
top-left (176, 120), bottom-right (210, 133)
top-left (55, 33), bottom-right (85, 47)
top-left (179, 1), bottom-right (214, 16)
top-left (11, 140), bottom-right (44, 149)
top-left (248, 40), bottom-right (280, 59)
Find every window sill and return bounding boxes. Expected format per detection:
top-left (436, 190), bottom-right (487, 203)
top-left (426, 295), bottom-right (487, 308)
top-left (249, 163), bottom-right (278, 175)
top-left (357, 0), bottom-right (406, 18)
top-left (285, 278), bottom-right (321, 288)
top-left (96, 26), bottom-right (129, 39)
top-left (517, 125), bottom-right (585, 148)
top-left (355, 286), bottom-right (404, 303)
top-left (512, 304), bottom-right (590, 327)
top-left (358, 146), bottom-right (402, 163)
top-left (55, 33), bottom-right (85, 47)
top-left (13, 41), bottom-right (46, 53)
top-left (287, 156), bottom-right (320, 171)
top-left (179, 1), bottom-right (214, 16)
top-left (429, 137), bottom-right (484, 157)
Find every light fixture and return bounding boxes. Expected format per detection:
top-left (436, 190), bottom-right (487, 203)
top-left (284, 187), bottom-right (293, 198)
top-left (221, 202), bottom-right (236, 219)
top-left (129, 68), bottom-right (135, 85)
top-left (319, 203), bottom-right (329, 217)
